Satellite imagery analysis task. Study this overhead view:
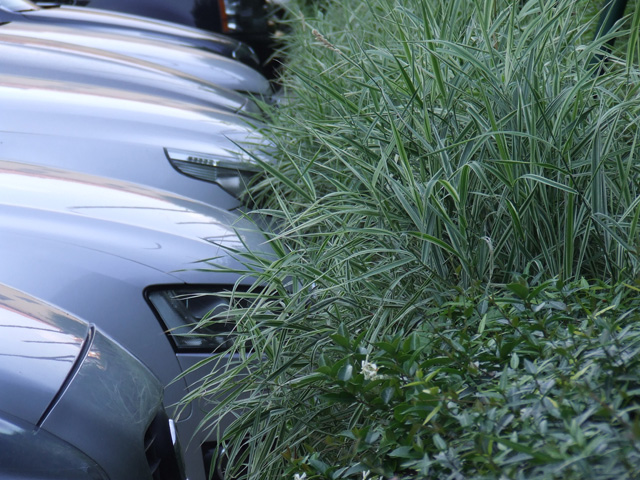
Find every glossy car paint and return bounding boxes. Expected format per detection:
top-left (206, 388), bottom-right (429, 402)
top-left (0, 17), bottom-right (272, 95)
top-left (0, 283), bottom-right (179, 480)
top-left (0, 412), bottom-right (109, 480)
top-left (0, 286), bottom-right (86, 426)
top-left (0, 0), bottom-right (260, 67)
top-left (39, 0), bottom-right (226, 30)
top-left (0, 33), bottom-right (260, 114)
top-left (33, 0), bottom-right (269, 39)
top-left (0, 160), bottom-right (274, 480)
top-left (0, 73), bottom-right (271, 210)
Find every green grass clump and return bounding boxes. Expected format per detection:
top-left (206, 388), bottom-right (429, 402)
top-left (258, 0), bottom-right (640, 285)
top-left (184, 0), bottom-right (640, 478)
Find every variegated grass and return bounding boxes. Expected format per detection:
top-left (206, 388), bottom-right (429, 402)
top-left (185, 0), bottom-right (640, 478)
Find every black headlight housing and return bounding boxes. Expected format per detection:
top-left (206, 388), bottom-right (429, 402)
top-left (146, 286), bottom-right (251, 354)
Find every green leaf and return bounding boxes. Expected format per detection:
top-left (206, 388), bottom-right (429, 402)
top-left (432, 434), bottom-right (447, 450)
top-left (519, 173), bottom-right (578, 194)
top-left (510, 352), bottom-right (519, 369)
top-left (507, 282), bottom-right (530, 300)
top-left (407, 231), bottom-right (460, 257)
top-left (478, 313), bottom-right (487, 334)
top-left (319, 392), bottom-right (356, 404)
top-left (422, 404), bottom-right (441, 425)
top-left (389, 446), bottom-right (414, 459)
top-left (490, 436), bottom-right (560, 463)
top-left (337, 323), bottom-right (351, 344)
top-left (381, 387), bottom-right (395, 404)
top-left (330, 333), bottom-right (351, 350)
top-left (316, 366), bottom-right (333, 376)
top-left (337, 363), bottom-right (353, 382)
top-left (309, 456), bottom-right (330, 475)
top-left (343, 464), bottom-right (370, 476)
top-left (376, 341), bottom-right (397, 355)
top-left (416, 454), bottom-right (431, 476)
top-left (499, 364), bottom-right (509, 392)
top-left (288, 372), bottom-right (326, 386)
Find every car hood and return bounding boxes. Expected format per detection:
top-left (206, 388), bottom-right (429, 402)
top-left (0, 19), bottom-right (271, 94)
top-left (0, 160), bottom-right (274, 283)
top-left (0, 73), bottom-right (270, 160)
top-left (0, 34), bottom-right (259, 114)
top-left (9, 1), bottom-right (231, 41)
top-left (0, 280), bottom-right (170, 480)
top-left (22, 4), bottom-right (253, 62)
top-left (0, 283), bottom-right (88, 425)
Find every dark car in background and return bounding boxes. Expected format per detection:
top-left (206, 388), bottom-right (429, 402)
top-left (33, 0), bottom-right (277, 68)
top-left (0, 282), bottom-right (185, 480)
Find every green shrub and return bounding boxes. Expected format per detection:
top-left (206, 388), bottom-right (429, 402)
top-left (192, 279), bottom-right (640, 479)
top-left (273, 281), bottom-right (640, 480)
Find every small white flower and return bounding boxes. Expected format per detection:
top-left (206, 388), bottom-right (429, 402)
top-left (293, 473), bottom-right (307, 480)
top-left (361, 360), bottom-right (379, 381)
top-left (362, 470), bottom-right (371, 479)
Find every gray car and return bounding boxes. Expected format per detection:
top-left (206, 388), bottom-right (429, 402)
top-left (0, 33), bottom-right (261, 115)
top-left (0, 282), bottom-right (185, 480)
top-left (0, 0), bottom-right (260, 69)
top-left (0, 0), bottom-right (261, 68)
top-left (0, 72), bottom-right (272, 210)
top-left (0, 8), bottom-right (272, 95)
top-left (0, 159), bottom-right (274, 480)
top-left (31, 0), bottom-right (270, 50)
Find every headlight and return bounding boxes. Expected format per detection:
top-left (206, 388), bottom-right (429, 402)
top-left (165, 148), bottom-right (261, 198)
top-left (146, 287), bottom-right (239, 353)
top-left (219, 0), bottom-right (269, 35)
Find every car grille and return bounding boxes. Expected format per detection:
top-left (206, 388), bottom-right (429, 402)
top-left (144, 410), bottom-right (184, 480)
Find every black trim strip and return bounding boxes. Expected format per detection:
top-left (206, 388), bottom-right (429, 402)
top-left (36, 324), bottom-right (96, 427)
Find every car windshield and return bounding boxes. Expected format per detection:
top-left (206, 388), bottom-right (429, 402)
top-left (0, 0), bottom-right (38, 12)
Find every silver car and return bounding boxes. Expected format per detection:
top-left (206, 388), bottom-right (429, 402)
top-left (0, 160), bottom-right (274, 480)
top-left (0, 72), bottom-right (272, 210)
top-left (0, 282), bottom-right (185, 480)
top-left (0, 34), bottom-right (261, 115)
top-left (0, 5), bottom-right (272, 95)
top-left (0, 0), bottom-right (261, 67)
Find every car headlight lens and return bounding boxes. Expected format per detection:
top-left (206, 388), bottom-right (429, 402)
top-left (165, 148), bottom-right (261, 198)
top-left (220, 0), bottom-right (268, 34)
top-left (146, 287), bottom-right (239, 353)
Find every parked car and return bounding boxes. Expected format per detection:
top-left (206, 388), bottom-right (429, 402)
top-left (0, 33), bottom-right (261, 115)
top-left (33, 0), bottom-right (271, 49)
top-left (0, 282), bottom-right (185, 480)
top-left (0, 6), bottom-right (272, 96)
top-left (0, 0), bottom-right (261, 68)
top-left (0, 72), bottom-right (272, 210)
top-left (0, 159), bottom-right (275, 480)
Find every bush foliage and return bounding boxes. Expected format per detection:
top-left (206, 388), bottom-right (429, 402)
top-left (278, 281), bottom-right (640, 480)
top-left (185, 0), bottom-right (640, 478)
